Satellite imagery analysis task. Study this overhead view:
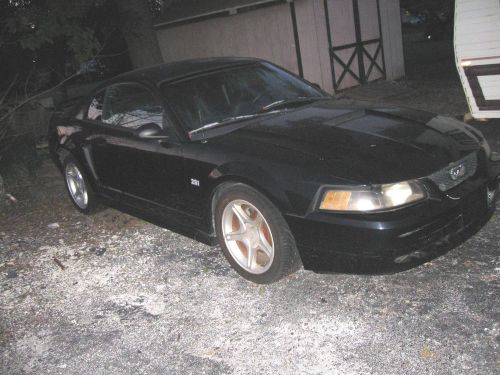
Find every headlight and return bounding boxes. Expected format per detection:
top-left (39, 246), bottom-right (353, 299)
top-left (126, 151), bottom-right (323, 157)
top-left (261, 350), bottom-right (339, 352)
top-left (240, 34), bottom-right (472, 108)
top-left (319, 181), bottom-right (426, 212)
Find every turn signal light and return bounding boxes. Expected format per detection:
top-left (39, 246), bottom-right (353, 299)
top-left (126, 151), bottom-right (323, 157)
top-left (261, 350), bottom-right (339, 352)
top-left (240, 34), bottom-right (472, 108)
top-left (319, 191), bottom-right (351, 210)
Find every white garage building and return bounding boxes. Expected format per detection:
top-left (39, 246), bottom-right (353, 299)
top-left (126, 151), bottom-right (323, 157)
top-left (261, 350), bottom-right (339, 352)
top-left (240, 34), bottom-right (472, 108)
top-left (155, 0), bottom-right (405, 93)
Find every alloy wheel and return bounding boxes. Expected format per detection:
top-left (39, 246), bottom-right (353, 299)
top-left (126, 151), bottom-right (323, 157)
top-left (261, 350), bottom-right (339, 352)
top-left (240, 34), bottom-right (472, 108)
top-left (221, 199), bottom-right (274, 274)
top-left (65, 162), bottom-right (88, 209)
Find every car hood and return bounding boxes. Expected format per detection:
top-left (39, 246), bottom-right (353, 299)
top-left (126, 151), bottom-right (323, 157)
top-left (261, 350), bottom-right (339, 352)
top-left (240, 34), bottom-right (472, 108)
top-left (209, 100), bottom-right (483, 184)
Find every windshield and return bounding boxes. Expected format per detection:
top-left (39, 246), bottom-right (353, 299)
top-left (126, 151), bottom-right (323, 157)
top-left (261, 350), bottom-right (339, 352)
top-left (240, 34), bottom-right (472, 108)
top-left (161, 63), bottom-right (325, 132)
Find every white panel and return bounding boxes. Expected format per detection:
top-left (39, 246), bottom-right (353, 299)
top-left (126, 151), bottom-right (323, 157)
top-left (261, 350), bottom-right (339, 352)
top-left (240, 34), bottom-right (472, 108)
top-left (311, 0), bottom-right (336, 93)
top-left (335, 47), bottom-right (360, 90)
top-left (478, 75), bottom-right (500, 100)
top-left (327, 0), bottom-right (356, 47)
top-left (379, 0), bottom-right (405, 80)
top-left (454, 0), bottom-right (500, 59)
top-left (363, 43), bottom-right (383, 82)
top-left (358, 0), bottom-right (379, 41)
top-left (157, 0), bottom-right (405, 92)
top-left (457, 29), bottom-right (500, 42)
top-left (455, 0), bottom-right (500, 117)
top-left (295, 0), bottom-right (334, 93)
top-left (156, 4), bottom-right (298, 74)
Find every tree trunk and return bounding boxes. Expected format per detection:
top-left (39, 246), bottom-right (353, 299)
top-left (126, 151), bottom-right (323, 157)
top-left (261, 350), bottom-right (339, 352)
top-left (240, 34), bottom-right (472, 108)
top-left (114, 0), bottom-right (163, 69)
top-left (0, 173), bottom-right (4, 204)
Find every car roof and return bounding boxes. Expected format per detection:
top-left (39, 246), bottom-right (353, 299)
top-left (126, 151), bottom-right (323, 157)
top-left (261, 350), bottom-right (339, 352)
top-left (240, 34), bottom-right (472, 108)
top-left (104, 57), bottom-right (262, 88)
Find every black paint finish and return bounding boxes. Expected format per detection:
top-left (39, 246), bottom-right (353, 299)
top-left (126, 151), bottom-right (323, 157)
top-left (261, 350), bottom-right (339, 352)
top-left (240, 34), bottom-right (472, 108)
top-left (49, 58), bottom-right (500, 274)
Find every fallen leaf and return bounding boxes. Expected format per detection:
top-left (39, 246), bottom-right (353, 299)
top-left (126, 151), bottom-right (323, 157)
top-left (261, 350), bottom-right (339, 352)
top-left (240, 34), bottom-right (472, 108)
top-left (420, 344), bottom-right (436, 360)
top-left (463, 260), bottom-right (480, 269)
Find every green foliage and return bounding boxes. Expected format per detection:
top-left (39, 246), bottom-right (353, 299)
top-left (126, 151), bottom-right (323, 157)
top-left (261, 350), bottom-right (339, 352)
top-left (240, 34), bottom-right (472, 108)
top-left (1, 0), bottom-right (103, 64)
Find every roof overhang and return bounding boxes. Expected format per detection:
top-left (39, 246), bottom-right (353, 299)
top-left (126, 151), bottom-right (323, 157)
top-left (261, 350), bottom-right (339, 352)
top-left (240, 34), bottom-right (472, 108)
top-left (154, 0), bottom-right (293, 30)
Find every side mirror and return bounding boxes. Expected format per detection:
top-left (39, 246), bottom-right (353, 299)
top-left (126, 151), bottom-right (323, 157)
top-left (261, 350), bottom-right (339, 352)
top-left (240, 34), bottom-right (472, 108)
top-left (135, 123), bottom-right (169, 140)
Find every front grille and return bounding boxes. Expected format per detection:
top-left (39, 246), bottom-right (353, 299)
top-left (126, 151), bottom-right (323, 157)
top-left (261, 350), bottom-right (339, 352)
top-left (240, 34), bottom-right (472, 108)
top-left (428, 152), bottom-right (477, 191)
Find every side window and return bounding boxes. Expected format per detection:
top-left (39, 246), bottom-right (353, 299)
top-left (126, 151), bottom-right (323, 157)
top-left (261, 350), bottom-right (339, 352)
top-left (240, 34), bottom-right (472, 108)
top-left (87, 91), bottom-right (105, 120)
top-left (101, 84), bottom-right (163, 129)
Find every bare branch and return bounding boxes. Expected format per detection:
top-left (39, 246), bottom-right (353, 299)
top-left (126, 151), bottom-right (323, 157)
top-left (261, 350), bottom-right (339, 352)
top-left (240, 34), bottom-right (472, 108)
top-left (0, 74), bottom-right (20, 106)
top-left (0, 28), bottom-right (119, 139)
top-left (96, 48), bottom-right (129, 58)
top-left (24, 67), bottom-right (35, 100)
top-left (0, 72), bottom-right (79, 139)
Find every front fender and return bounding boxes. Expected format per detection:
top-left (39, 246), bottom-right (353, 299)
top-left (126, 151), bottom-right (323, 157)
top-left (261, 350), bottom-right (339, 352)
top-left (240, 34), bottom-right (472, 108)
top-left (207, 161), bottom-right (295, 213)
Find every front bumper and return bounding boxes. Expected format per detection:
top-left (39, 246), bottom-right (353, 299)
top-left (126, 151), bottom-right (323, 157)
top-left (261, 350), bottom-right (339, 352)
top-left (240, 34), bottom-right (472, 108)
top-left (286, 168), bottom-right (500, 274)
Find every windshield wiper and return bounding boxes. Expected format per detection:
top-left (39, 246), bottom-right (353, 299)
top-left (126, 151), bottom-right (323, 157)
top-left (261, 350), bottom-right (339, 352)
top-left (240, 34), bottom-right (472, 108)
top-left (188, 96), bottom-right (331, 139)
top-left (261, 96), bottom-right (330, 112)
top-left (188, 112), bottom-right (279, 138)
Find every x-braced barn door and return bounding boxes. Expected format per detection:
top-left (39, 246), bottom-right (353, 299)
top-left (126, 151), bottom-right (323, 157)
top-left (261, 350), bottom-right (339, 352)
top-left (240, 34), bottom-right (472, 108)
top-left (324, 0), bottom-right (386, 91)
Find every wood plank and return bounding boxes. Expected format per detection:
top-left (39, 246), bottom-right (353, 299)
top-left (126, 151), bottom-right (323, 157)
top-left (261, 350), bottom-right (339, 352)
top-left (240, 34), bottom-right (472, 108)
top-left (156, 3), bottom-right (299, 74)
top-left (455, 0), bottom-right (500, 117)
top-left (358, 0), bottom-right (380, 41)
top-left (379, 0), bottom-right (404, 80)
top-left (295, 1), bottom-right (328, 90)
top-left (327, 0), bottom-right (356, 47)
top-left (478, 75), bottom-right (500, 100)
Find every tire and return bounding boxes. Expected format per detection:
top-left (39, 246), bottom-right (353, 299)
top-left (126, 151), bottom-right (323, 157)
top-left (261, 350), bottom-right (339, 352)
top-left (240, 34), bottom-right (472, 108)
top-left (214, 183), bottom-right (301, 283)
top-left (62, 154), bottom-right (99, 214)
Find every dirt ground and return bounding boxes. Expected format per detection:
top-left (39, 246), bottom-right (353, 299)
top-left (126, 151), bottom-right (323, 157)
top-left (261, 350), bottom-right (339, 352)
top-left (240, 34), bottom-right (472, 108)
top-left (1, 34), bottom-right (499, 374)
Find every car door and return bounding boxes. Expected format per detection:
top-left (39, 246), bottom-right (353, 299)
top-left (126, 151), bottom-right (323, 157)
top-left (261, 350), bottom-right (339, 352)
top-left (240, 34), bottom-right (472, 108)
top-left (83, 82), bottom-right (185, 211)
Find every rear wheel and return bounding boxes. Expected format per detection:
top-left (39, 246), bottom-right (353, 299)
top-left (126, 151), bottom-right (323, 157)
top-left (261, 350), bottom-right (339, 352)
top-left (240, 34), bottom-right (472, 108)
top-left (62, 154), bottom-right (98, 214)
top-left (214, 183), bottom-right (300, 283)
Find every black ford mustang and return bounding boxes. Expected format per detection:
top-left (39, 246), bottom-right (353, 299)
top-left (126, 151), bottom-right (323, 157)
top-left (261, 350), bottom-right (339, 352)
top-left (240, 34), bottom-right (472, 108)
top-left (49, 57), bottom-right (500, 283)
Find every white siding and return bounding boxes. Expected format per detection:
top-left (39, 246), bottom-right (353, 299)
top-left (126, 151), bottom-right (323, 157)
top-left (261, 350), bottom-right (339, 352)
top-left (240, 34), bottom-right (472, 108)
top-left (359, 0), bottom-right (384, 82)
top-left (327, 0), bottom-right (360, 90)
top-left (379, 0), bottom-right (405, 80)
top-left (295, 0), bottom-right (334, 93)
top-left (478, 75), bottom-right (500, 100)
top-left (156, 3), bottom-right (299, 75)
top-left (455, 0), bottom-right (500, 118)
top-left (359, 0), bottom-right (380, 40)
top-left (455, 0), bottom-right (500, 58)
top-left (155, 0), bottom-right (405, 93)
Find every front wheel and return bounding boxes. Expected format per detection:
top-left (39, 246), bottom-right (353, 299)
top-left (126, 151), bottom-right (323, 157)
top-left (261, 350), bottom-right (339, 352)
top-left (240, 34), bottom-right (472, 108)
top-left (62, 154), bottom-right (99, 214)
top-left (214, 183), bottom-right (301, 284)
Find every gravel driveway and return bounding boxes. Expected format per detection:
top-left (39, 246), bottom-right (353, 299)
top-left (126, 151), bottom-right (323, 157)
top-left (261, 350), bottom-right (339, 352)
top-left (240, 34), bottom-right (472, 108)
top-left (0, 154), bottom-right (499, 375)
